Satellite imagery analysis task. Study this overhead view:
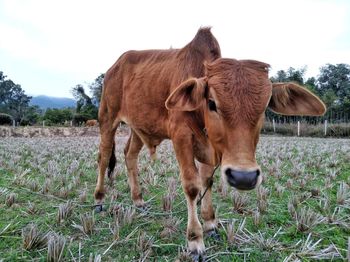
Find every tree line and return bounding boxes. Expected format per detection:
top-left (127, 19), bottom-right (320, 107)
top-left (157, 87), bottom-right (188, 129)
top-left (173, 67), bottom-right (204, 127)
top-left (0, 72), bottom-right (104, 126)
top-left (0, 63), bottom-right (349, 126)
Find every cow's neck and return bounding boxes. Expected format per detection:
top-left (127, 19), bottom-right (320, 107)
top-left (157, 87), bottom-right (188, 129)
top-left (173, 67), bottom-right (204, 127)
top-left (184, 110), bottom-right (207, 146)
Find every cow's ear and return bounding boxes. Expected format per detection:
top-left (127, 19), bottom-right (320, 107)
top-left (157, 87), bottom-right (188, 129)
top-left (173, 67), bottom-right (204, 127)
top-left (268, 82), bottom-right (326, 116)
top-left (165, 77), bottom-right (207, 111)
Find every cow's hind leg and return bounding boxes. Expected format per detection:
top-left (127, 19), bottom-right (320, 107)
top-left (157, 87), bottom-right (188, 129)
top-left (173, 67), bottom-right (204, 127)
top-left (198, 163), bottom-right (219, 240)
top-left (124, 130), bottom-right (145, 208)
top-left (94, 122), bottom-right (118, 211)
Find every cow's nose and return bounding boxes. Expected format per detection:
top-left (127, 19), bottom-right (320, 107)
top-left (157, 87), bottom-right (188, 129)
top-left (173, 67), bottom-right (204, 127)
top-left (225, 168), bottom-right (260, 190)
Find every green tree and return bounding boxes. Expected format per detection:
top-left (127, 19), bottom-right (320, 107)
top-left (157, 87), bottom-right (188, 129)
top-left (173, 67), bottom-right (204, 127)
top-left (71, 84), bottom-right (98, 119)
top-left (0, 71), bottom-right (32, 123)
top-left (317, 63), bottom-right (350, 103)
top-left (20, 105), bottom-right (42, 126)
top-left (270, 67), bottom-right (306, 85)
top-left (89, 73), bottom-right (104, 105)
top-left (43, 108), bottom-right (73, 125)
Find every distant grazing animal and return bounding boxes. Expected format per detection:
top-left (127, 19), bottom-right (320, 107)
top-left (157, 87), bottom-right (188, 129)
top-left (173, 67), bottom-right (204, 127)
top-left (94, 27), bottom-right (326, 259)
top-left (85, 119), bottom-right (98, 127)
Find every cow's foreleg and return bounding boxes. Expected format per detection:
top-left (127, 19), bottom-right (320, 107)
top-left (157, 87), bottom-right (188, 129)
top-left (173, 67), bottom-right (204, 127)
top-left (124, 131), bottom-right (145, 208)
top-left (173, 136), bottom-right (205, 256)
top-left (198, 163), bottom-right (217, 235)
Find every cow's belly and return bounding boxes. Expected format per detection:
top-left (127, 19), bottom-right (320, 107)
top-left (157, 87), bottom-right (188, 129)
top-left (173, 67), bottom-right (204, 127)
top-left (120, 115), bottom-right (169, 150)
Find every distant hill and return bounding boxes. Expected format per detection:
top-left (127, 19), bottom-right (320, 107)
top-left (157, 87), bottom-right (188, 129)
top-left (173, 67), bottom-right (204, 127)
top-left (30, 95), bottom-right (76, 109)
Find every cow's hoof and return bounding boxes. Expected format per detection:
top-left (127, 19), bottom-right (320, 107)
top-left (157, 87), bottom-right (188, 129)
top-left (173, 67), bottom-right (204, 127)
top-left (94, 204), bottom-right (104, 213)
top-left (206, 229), bottom-right (221, 241)
top-left (188, 238), bottom-right (205, 261)
top-left (136, 203), bottom-right (150, 213)
top-left (190, 251), bottom-right (206, 262)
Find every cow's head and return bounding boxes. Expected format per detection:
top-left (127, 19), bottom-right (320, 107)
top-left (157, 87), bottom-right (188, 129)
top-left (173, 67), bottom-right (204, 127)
top-left (165, 58), bottom-right (326, 190)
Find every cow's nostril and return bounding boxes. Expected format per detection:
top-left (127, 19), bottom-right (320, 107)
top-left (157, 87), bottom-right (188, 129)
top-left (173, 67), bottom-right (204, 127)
top-left (225, 168), bottom-right (232, 177)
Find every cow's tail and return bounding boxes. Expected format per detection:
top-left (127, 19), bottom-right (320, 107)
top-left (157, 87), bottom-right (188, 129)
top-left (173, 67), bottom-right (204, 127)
top-left (107, 141), bottom-right (116, 179)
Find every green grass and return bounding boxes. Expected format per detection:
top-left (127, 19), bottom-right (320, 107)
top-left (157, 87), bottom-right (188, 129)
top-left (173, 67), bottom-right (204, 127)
top-left (0, 135), bottom-right (349, 261)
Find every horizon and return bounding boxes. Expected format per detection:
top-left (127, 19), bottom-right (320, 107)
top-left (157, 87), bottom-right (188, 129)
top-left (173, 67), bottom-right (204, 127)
top-left (1, 0), bottom-right (349, 98)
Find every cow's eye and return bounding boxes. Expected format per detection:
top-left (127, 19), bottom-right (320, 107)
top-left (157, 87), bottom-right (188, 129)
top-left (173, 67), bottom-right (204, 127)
top-left (208, 99), bottom-right (217, 111)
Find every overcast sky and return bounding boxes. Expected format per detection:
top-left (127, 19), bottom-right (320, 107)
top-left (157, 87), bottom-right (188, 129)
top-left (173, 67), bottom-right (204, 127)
top-left (1, 0), bottom-right (349, 98)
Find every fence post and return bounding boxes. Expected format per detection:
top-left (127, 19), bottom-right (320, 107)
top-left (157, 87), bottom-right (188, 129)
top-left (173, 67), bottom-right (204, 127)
top-left (43, 121), bottom-right (45, 127)
top-left (272, 118), bottom-right (276, 133)
top-left (70, 121), bottom-right (73, 127)
top-left (12, 119), bottom-right (15, 127)
top-left (324, 120), bottom-right (327, 136)
top-left (297, 121), bottom-right (300, 136)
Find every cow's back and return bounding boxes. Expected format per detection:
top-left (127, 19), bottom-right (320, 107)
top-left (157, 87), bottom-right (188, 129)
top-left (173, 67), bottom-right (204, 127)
top-left (99, 28), bottom-right (221, 141)
top-left (101, 48), bottom-right (200, 137)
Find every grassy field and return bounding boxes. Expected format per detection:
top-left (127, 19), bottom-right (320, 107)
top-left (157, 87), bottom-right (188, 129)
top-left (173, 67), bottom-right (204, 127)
top-left (0, 134), bottom-right (349, 261)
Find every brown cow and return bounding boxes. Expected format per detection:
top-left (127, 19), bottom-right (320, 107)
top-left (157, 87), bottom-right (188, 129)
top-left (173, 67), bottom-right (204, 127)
top-left (95, 28), bottom-right (325, 258)
top-left (86, 119), bottom-right (98, 127)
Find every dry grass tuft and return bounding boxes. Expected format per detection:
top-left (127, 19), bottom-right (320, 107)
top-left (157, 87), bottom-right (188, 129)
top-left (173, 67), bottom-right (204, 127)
top-left (288, 195), bottom-right (300, 217)
top-left (22, 223), bottom-right (49, 250)
top-left (232, 191), bottom-right (249, 213)
top-left (286, 179), bottom-right (293, 189)
top-left (248, 227), bottom-right (283, 251)
top-left (26, 201), bottom-right (38, 215)
top-left (167, 176), bottom-right (178, 199)
top-left (295, 207), bottom-right (325, 232)
top-left (299, 178), bottom-right (307, 189)
top-left (253, 210), bottom-right (261, 226)
top-left (57, 187), bottom-right (69, 199)
top-left (143, 168), bottom-right (157, 186)
top-left (225, 218), bottom-right (249, 246)
top-left (73, 212), bottom-right (95, 235)
top-left (109, 188), bottom-right (119, 203)
top-left (110, 205), bottom-right (136, 227)
top-left (42, 178), bottom-right (52, 194)
top-left (346, 237), bottom-right (350, 261)
top-left (336, 182), bottom-right (350, 205)
top-left (72, 175), bottom-right (81, 187)
top-left (27, 178), bottom-right (39, 192)
top-left (136, 230), bottom-right (154, 260)
top-left (288, 233), bottom-right (343, 260)
top-left (0, 187), bottom-right (9, 196)
top-left (176, 247), bottom-right (193, 262)
top-left (88, 253), bottom-right (102, 262)
top-left (162, 193), bottom-right (173, 213)
top-left (160, 217), bottom-right (181, 239)
top-left (5, 192), bottom-right (17, 207)
top-left (78, 189), bottom-right (87, 203)
top-left (310, 187), bottom-right (320, 197)
top-left (258, 199), bottom-right (268, 214)
top-left (109, 220), bottom-right (119, 240)
top-left (47, 232), bottom-right (66, 262)
top-left (57, 200), bottom-right (74, 224)
top-left (12, 169), bottom-right (30, 186)
top-left (274, 182), bottom-right (285, 197)
top-left (257, 185), bottom-right (269, 201)
top-left (299, 192), bottom-right (311, 202)
top-left (218, 175), bottom-right (228, 198)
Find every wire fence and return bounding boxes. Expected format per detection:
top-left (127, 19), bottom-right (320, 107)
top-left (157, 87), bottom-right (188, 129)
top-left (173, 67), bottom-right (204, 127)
top-left (263, 119), bottom-right (350, 137)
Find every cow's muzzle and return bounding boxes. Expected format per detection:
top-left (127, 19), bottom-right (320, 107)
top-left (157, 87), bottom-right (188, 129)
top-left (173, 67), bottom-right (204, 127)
top-left (224, 168), bottom-right (260, 190)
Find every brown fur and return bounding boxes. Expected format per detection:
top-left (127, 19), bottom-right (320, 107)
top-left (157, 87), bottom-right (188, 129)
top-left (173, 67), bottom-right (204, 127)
top-left (95, 27), bottom-right (221, 253)
top-left (85, 119), bottom-right (98, 127)
top-left (269, 82), bottom-right (326, 116)
top-left (95, 27), bottom-right (325, 254)
top-left (206, 59), bottom-right (271, 126)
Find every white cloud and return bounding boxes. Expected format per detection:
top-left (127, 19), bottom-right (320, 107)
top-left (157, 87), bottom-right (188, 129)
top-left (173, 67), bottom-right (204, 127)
top-left (0, 0), bottom-right (349, 97)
